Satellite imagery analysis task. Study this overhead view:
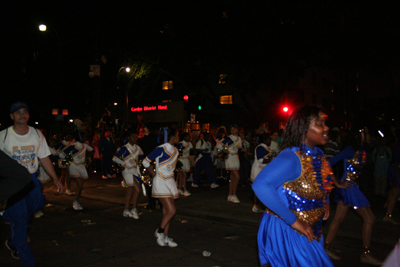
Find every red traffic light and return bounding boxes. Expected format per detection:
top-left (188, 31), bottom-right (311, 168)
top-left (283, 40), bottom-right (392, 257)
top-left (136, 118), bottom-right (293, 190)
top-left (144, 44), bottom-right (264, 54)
top-left (283, 106), bottom-right (289, 112)
top-left (183, 95), bottom-right (189, 101)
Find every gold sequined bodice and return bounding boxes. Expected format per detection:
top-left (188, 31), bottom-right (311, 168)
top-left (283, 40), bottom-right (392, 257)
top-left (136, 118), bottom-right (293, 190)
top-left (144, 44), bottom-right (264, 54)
top-left (345, 150), bottom-right (366, 183)
top-left (283, 150), bottom-right (331, 200)
top-left (265, 150), bottom-right (333, 241)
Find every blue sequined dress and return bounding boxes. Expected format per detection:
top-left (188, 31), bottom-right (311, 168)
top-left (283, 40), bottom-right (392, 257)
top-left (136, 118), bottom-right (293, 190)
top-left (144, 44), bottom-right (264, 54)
top-left (252, 145), bottom-right (333, 267)
top-left (329, 146), bottom-right (370, 208)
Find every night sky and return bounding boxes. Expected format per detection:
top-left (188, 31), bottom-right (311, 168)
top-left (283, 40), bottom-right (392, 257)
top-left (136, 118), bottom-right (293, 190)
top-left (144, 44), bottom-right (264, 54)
top-left (1, 1), bottom-right (400, 129)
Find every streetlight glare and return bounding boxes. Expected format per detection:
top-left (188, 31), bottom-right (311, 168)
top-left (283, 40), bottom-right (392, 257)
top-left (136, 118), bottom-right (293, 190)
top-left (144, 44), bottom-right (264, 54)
top-left (125, 67), bottom-right (131, 72)
top-left (39, 24), bottom-right (47, 31)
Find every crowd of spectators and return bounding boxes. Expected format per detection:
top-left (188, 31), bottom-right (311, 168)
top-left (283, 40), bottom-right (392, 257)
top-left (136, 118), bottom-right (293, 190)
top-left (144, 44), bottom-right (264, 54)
top-left (44, 108), bottom-right (400, 205)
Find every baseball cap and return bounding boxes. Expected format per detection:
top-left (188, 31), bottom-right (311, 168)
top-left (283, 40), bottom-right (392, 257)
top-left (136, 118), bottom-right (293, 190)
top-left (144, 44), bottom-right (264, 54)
top-left (10, 101), bottom-right (29, 113)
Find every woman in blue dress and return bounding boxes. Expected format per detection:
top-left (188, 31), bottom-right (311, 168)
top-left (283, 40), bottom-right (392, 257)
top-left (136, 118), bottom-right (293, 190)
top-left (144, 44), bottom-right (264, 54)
top-left (324, 129), bottom-right (383, 265)
top-left (252, 105), bottom-right (334, 267)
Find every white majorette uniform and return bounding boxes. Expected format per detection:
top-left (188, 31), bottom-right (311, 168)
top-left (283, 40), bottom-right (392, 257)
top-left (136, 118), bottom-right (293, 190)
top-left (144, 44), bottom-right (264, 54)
top-left (62, 141), bottom-right (93, 179)
top-left (112, 143), bottom-right (144, 186)
top-left (143, 143), bottom-right (179, 199)
top-left (250, 143), bottom-right (275, 182)
top-left (218, 135), bottom-right (242, 171)
top-left (176, 140), bottom-right (193, 172)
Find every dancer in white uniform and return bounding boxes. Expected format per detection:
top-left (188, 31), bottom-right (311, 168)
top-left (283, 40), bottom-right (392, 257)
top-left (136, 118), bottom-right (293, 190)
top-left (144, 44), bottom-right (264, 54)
top-left (218, 125), bottom-right (242, 203)
top-left (54, 135), bottom-right (73, 195)
top-left (143, 128), bottom-right (179, 247)
top-left (113, 132), bottom-right (144, 219)
top-left (176, 133), bottom-right (193, 196)
top-left (250, 133), bottom-right (276, 212)
top-left (60, 134), bottom-right (93, 210)
top-left (54, 134), bottom-right (73, 196)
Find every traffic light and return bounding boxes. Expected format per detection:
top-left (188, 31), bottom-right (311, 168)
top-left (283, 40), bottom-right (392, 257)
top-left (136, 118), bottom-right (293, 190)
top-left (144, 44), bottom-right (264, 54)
top-left (183, 93), bottom-right (204, 114)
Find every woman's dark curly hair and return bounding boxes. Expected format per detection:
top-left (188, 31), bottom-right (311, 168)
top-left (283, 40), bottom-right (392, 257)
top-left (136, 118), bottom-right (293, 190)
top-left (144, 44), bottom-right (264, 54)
top-left (281, 105), bottom-right (323, 150)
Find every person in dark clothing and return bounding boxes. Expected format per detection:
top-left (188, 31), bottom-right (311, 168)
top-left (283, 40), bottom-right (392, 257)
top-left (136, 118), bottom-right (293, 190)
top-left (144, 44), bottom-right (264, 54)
top-left (0, 150), bottom-right (35, 264)
top-left (0, 150), bottom-right (34, 213)
top-left (139, 126), bottom-right (159, 156)
top-left (239, 132), bottom-right (251, 186)
top-left (192, 133), bottom-right (219, 188)
top-left (99, 131), bottom-right (116, 179)
top-left (384, 128), bottom-right (400, 225)
top-left (138, 125), bottom-right (160, 210)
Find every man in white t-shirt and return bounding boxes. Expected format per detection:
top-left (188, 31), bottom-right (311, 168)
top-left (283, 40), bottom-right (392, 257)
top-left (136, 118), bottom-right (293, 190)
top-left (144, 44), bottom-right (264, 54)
top-left (0, 101), bottom-right (63, 266)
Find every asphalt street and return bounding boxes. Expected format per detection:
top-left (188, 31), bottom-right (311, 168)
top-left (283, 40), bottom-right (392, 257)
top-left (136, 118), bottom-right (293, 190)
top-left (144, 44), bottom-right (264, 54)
top-left (1, 173), bottom-right (399, 267)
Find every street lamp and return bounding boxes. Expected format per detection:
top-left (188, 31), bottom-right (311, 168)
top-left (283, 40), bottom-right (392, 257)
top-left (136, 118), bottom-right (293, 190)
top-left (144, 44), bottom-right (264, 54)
top-left (117, 67), bottom-right (130, 130)
top-left (39, 23), bottom-right (64, 131)
top-left (39, 24), bottom-right (47, 31)
top-left (38, 24), bottom-right (61, 63)
top-left (118, 66), bottom-right (130, 73)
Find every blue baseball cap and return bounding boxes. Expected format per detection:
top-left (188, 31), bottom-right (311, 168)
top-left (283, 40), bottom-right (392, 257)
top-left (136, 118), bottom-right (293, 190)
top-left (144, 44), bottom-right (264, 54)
top-left (10, 101), bottom-right (29, 113)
